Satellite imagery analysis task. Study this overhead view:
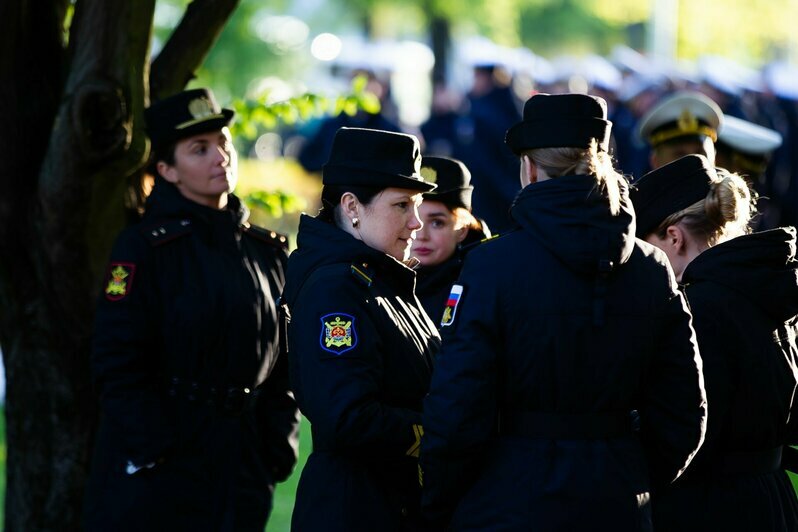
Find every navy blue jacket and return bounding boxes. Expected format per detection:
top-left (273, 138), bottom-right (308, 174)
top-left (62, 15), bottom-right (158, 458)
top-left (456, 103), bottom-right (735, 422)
top-left (653, 227), bottom-right (798, 531)
top-left (421, 175), bottom-right (707, 531)
top-left (85, 181), bottom-right (299, 532)
top-left (285, 215), bottom-right (440, 531)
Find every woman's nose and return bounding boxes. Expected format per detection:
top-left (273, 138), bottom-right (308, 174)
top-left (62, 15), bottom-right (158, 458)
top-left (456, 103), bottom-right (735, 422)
top-left (408, 210), bottom-right (422, 231)
top-left (215, 145), bottom-right (231, 165)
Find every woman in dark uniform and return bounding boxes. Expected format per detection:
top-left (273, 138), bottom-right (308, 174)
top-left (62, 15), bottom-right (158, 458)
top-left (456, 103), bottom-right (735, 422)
top-left (630, 154), bottom-right (798, 531)
top-left (411, 156), bottom-right (488, 323)
top-left (284, 127), bottom-right (441, 531)
top-left (420, 93), bottom-right (708, 531)
top-left (85, 88), bottom-right (299, 532)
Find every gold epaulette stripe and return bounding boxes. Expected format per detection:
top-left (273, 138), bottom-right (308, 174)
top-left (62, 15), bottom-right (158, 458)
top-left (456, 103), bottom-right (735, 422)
top-left (350, 264), bottom-right (373, 286)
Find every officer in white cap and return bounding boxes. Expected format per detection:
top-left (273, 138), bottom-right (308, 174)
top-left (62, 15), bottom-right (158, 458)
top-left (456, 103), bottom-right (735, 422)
top-left (716, 115), bottom-right (784, 230)
top-left (638, 90), bottom-right (724, 169)
top-left (716, 115), bottom-right (783, 181)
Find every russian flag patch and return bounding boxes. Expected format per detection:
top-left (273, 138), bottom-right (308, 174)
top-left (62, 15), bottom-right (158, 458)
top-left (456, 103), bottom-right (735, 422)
top-left (440, 284), bottom-right (464, 327)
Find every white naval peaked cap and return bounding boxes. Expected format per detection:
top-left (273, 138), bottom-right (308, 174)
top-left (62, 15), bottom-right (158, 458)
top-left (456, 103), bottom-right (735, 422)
top-left (718, 115), bottom-right (783, 155)
top-left (638, 90), bottom-right (723, 146)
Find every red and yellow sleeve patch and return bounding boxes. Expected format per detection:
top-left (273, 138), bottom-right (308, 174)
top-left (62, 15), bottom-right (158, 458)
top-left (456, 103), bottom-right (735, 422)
top-left (104, 263), bottom-right (136, 301)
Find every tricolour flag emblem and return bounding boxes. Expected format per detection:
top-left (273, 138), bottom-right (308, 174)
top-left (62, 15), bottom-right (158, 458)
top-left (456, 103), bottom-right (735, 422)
top-left (440, 284), bottom-right (463, 327)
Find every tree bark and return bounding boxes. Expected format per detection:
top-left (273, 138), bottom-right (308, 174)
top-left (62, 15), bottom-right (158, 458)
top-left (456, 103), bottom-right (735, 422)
top-left (0, 0), bottom-right (240, 530)
top-left (150, 0), bottom-right (241, 101)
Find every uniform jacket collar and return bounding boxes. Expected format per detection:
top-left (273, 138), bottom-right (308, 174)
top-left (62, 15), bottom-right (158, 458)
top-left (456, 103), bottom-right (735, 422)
top-left (144, 177), bottom-right (249, 229)
top-left (286, 214), bottom-right (417, 303)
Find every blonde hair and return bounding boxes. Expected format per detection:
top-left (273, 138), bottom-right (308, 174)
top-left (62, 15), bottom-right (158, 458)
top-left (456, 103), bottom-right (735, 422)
top-left (522, 139), bottom-right (622, 215)
top-left (653, 169), bottom-right (756, 246)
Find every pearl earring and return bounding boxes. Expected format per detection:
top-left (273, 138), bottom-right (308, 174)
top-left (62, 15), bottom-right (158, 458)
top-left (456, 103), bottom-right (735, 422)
top-left (352, 217), bottom-right (359, 228)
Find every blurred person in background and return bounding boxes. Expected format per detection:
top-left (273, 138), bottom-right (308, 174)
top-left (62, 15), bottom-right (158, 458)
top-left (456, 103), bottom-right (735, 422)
top-left (284, 127), bottom-right (440, 531)
top-left (611, 75), bottom-right (665, 178)
top-left (715, 115), bottom-right (783, 229)
top-left (638, 90), bottom-right (723, 169)
top-left (85, 88), bottom-right (299, 532)
top-left (419, 82), bottom-right (470, 160)
top-left (411, 155), bottom-right (489, 324)
top-left (296, 68), bottom-right (402, 174)
top-left (630, 154), bottom-right (798, 532)
top-left (459, 61), bottom-right (523, 233)
top-left (421, 93), bottom-right (707, 531)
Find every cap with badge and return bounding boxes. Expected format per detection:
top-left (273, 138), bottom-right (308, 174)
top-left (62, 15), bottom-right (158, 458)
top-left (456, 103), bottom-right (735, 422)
top-left (716, 115), bottom-right (782, 175)
top-left (505, 93), bottom-right (612, 154)
top-left (638, 91), bottom-right (723, 148)
top-left (323, 128), bottom-right (436, 192)
top-left (420, 156), bottom-right (474, 211)
top-left (629, 154), bottom-right (716, 238)
top-left (144, 88), bottom-right (235, 150)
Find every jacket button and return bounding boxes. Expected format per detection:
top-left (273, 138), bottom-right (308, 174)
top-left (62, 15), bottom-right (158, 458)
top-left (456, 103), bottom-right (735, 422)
top-left (400, 508), bottom-right (408, 517)
top-left (151, 230), bottom-right (159, 237)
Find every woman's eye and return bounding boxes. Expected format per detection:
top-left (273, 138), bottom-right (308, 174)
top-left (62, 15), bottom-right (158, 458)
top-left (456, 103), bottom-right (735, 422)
top-left (194, 146), bottom-right (207, 155)
top-left (396, 202), bottom-right (408, 210)
top-left (432, 220), bottom-right (444, 228)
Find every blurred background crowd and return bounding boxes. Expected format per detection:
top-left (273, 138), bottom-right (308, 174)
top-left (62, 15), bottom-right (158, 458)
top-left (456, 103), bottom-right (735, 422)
top-left (162, 0), bottom-right (798, 245)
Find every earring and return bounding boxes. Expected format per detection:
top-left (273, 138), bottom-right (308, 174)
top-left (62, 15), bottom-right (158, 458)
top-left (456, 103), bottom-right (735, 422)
top-left (352, 217), bottom-right (359, 228)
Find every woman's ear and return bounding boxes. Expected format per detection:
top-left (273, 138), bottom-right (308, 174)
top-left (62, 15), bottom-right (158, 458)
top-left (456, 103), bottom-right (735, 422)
top-left (157, 161), bottom-right (179, 185)
top-left (665, 225), bottom-right (687, 255)
top-left (455, 226), bottom-right (469, 243)
top-left (340, 192), bottom-right (360, 222)
top-left (520, 155), bottom-right (538, 187)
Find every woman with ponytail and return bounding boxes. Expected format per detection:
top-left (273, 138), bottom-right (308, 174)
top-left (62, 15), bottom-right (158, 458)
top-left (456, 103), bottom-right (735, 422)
top-left (421, 93), bottom-right (707, 530)
top-left (631, 154), bottom-right (798, 531)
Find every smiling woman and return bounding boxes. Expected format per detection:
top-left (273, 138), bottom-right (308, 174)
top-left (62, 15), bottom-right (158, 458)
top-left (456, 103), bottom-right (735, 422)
top-left (282, 127), bottom-right (441, 532)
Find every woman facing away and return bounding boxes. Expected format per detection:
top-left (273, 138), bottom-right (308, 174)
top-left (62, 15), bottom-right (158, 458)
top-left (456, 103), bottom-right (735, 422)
top-left (420, 93), bottom-right (708, 531)
top-left (630, 153), bottom-right (798, 532)
top-left (283, 127), bottom-right (441, 531)
top-left (411, 155), bottom-right (489, 324)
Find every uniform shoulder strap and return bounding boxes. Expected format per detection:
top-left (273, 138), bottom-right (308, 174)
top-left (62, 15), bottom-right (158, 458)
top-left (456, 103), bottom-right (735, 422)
top-left (243, 224), bottom-right (289, 250)
top-left (141, 219), bottom-right (193, 247)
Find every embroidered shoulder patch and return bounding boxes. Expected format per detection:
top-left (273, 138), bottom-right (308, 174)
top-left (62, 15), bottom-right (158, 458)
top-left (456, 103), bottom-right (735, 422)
top-left (105, 263), bottom-right (136, 301)
top-left (441, 284), bottom-right (464, 327)
top-left (320, 313), bottom-right (358, 355)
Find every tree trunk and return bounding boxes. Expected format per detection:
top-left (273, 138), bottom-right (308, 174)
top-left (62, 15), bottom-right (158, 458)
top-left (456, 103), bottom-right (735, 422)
top-left (429, 15), bottom-right (451, 86)
top-left (0, 0), bottom-right (239, 529)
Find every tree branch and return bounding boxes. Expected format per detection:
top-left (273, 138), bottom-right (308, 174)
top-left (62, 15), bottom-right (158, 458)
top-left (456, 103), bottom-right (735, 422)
top-left (150, 0), bottom-right (241, 100)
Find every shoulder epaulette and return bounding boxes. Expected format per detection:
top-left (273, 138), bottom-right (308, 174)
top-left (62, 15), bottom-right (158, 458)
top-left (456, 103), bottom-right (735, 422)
top-left (460, 227), bottom-right (520, 254)
top-left (142, 219), bottom-right (193, 247)
top-left (350, 262), bottom-right (375, 287)
top-left (243, 224), bottom-right (289, 250)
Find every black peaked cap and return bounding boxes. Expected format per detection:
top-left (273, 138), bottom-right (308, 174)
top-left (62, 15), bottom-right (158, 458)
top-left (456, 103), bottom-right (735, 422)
top-left (144, 88), bottom-right (234, 149)
top-left (629, 154), bottom-right (715, 238)
top-left (420, 156), bottom-right (473, 210)
top-left (323, 127), bottom-right (436, 192)
top-left (505, 93), bottom-right (612, 154)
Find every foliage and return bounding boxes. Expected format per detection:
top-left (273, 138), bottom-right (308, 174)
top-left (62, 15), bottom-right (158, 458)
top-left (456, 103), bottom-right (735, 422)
top-left (230, 74), bottom-right (380, 140)
top-left (229, 74), bottom-right (379, 221)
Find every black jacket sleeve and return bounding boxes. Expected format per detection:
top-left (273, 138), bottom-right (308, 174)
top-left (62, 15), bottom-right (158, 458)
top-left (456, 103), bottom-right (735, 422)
top-left (289, 269), bottom-right (421, 460)
top-left (91, 229), bottom-right (175, 466)
top-left (639, 260), bottom-right (708, 488)
top-left (256, 349), bottom-right (300, 483)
